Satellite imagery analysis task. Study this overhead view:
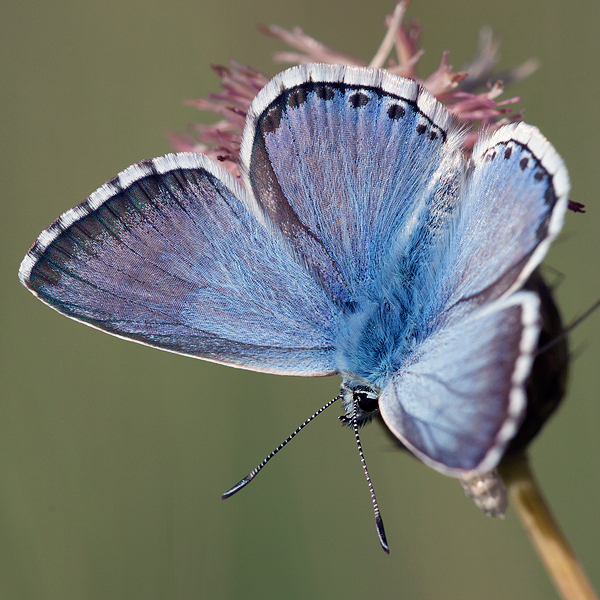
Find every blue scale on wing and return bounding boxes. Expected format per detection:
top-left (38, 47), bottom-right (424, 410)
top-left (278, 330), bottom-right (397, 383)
top-left (26, 162), bottom-right (340, 375)
top-left (431, 129), bottom-right (567, 325)
top-left (378, 293), bottom-right (539, 474)
top-left (247, 81), bottom-right (453, 308)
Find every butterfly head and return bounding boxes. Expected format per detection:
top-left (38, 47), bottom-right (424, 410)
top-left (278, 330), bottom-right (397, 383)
top-left (340, 379), bottom-right (381, 427)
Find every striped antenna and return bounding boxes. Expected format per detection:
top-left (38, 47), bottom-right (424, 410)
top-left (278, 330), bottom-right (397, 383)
top-left (350, 404), bottom-right (389, 554)
top-left (221, 394), bottom-right (341, 499)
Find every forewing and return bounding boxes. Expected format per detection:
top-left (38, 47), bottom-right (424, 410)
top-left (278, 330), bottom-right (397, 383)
top-left (240, 64), bottom-right (461, 305)
top-left (379, 293), bottom-right (540, 476)
top-left (19, 153), bottom-right (339, 375)
top-left (435, 123), bottom-right (569, 320)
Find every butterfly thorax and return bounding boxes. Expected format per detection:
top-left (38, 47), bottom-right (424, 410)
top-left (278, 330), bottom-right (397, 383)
top-left (336, 287), bottom-right (430, 423)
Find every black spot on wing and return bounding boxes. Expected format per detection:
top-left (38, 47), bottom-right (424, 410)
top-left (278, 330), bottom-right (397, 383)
top-left (387, 104), bottom-right (405, 120)
top-left (255, 80), bottom-right (449, 141)
top-left (481, 139), bottom-right (560, 214)
top-left (314, 83), bottom-right (335, 101)
top-left (260, 103), bottom-right (284, 135)
top-left (348, 92), bottom-right (370, 108)
top-left (535, 211), bottom-right (552, 241)
top-left (544, 183), bottom-right (557, 207)
top-left (286, 87), bottom-right (308, 108)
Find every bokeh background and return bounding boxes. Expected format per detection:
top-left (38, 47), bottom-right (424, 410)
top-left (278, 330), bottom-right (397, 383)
top-left (2, 1), bottom-right (599, 598)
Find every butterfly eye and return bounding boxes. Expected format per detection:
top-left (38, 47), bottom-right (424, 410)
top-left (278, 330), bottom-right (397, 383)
top-left (355, 391), bottom-right (378, 413)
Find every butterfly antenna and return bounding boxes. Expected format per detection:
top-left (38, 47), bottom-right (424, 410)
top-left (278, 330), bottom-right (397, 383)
top-left (351, 406), bottom-right (389, 554)
top-left (537, 296), bottom-right (600, 356)
top-left (221, 394), bottom-right (341, 499)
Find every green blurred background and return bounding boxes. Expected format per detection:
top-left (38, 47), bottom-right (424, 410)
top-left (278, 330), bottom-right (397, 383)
top-left (2, 1), bottom-right (598, 598)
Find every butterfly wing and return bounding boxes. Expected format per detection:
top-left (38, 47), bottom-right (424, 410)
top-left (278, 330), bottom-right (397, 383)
top-left (379, 292), bottom-right (540, 476)
top-left (19, 153), bottom-right (339, 375)
top-left (239, 63), bottom-right (462, 306)
top-left (378, 124), bottom-right (570, 475)
top-left (433, 123), bottom-right (570, 320)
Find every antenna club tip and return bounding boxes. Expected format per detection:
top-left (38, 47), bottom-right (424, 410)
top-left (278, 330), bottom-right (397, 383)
top-left (376, 515), bottom-right (389, 553)
top-left (378, 531), bottom-right (390, 553)
top-left (221, 476), bottom-right (252, 499)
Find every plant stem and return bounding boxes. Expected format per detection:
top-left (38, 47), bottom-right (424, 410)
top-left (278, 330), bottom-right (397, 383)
top-left (499, 453), bottom-right (599, 600)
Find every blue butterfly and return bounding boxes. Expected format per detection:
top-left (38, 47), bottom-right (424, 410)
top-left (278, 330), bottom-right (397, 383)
top-left (19, 64), bottom-right (569, 552)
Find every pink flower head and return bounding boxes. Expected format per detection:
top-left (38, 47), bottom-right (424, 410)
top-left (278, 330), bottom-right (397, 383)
top-left (170, 2), bottom-right (581, 213)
